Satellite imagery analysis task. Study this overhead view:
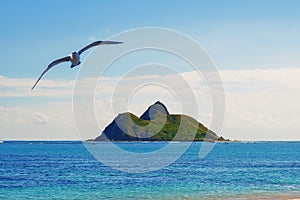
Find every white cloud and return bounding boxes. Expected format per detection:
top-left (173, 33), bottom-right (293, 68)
top-left (220, 68), bottom-right (300, 140)
top-left (1, 67), bottom-right (300, 140)
top-left (0, 75), bottom-right (74, 97)
top-left (0, 104), bottom-right (78, 140)
top-left (33, 112), bottom-right (48, 124)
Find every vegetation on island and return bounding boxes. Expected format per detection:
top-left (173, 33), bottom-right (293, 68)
top-left (95, 101), bottom-right (228, 142)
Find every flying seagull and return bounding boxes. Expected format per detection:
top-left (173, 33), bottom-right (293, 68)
top-left (31, 40), bottom-right (122, 90)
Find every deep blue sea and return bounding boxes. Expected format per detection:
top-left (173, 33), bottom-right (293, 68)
top-left (0, 141), bottom-right (299, 199)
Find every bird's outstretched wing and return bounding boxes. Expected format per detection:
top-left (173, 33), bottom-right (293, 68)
top-left (78, 40), bottom-right (123, 55)
top-left (31, 56), bottom-right (70, 90)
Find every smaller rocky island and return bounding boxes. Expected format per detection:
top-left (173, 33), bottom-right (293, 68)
top-left (95, 101), bottom-right (227, 142)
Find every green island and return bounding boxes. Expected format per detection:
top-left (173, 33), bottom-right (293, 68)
top-left (95, 101), bottom-right (228, 142)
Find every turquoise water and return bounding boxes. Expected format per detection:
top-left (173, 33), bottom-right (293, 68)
top-left (0, 141), bottom-right (299, 199)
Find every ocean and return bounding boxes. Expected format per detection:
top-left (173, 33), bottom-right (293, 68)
top-left (0, 141), bottom-right (299, 199)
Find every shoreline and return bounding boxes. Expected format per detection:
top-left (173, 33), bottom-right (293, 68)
top-left (199, 193), bottom-right (300, 200)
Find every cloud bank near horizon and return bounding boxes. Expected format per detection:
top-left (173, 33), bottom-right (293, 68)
top-left (1, 67), bottom-right (300, 141)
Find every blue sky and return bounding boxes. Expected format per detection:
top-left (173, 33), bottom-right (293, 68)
top-left (1, 0), bottom-right (300, 78)
top-left (1, 1), bottom-right (300, 140)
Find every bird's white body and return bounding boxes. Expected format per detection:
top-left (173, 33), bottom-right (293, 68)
top-left (70, 52), bottom-right (80, 67)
